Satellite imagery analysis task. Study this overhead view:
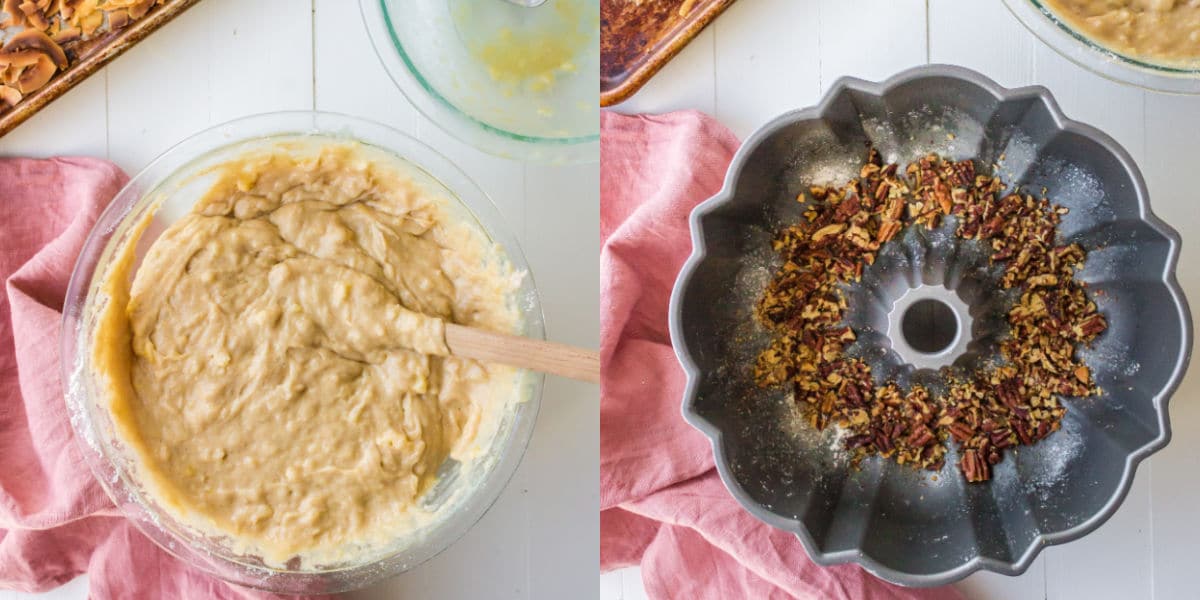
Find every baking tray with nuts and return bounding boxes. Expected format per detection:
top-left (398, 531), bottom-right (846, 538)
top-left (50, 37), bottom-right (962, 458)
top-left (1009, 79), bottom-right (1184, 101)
top-left (600, 0), bottom-right (735, 106)
top-left (0, 0), bottom-right (201, 138)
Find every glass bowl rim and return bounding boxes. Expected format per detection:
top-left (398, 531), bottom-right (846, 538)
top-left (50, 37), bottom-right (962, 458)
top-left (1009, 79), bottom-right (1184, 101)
top-left (1002, 0), bottom-right (1200, 94)
top-left (358, 0), bottom-right (601, 163)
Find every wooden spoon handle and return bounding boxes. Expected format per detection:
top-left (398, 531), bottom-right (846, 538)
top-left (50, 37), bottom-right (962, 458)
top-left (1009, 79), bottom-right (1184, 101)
top-left (444, 323), bottom-right (600, 383)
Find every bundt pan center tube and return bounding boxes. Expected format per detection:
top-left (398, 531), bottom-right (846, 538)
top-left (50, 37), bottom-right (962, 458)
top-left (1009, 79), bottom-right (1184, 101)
top-left (668, 64), bottom-right (1191, 587)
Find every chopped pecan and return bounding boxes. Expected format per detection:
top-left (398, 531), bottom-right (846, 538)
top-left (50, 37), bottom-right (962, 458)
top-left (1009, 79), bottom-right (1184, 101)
top-left (811, 223), bottom-right (845, 242)
top-left (755, 148), bottom-right (1105, 484)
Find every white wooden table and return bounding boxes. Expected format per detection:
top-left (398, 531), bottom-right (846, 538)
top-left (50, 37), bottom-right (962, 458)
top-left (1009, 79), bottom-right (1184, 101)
top-left (603, 1), bottom-right (1200, 599)
top-left (0, 1), bottom-right (599, 599)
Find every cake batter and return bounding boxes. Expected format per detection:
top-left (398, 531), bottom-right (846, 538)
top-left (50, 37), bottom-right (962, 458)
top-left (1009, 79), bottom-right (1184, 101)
top-left (91, 142), bottom-right (521, 566)
top-left (1043, 0), bottom-right (1200, 66)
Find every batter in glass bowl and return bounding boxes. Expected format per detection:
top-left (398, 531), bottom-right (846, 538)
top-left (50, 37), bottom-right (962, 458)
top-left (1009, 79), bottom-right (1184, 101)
top-left (91, 143), bottom-right (523, 567)
top-left (1043, 0), bottom-right (1200, 66)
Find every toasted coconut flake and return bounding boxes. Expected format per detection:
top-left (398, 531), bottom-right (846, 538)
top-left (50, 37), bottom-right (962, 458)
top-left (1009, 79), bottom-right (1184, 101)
top-left (18, 8), bottom-right (41, 26)
top-left (0, 83), bottom-right (20, 107)
top-left (0, 65), bottom-right (18, 85)
top-left (62, 0), bottom-right (96, 24)
top-left (78, 7), bottom-right (101, 35)
top-left (108, 8), bottom-right (129, 29)
top-left (0, 0), bottom-right (167, 109)
top-left (128, 0), bottom-right (154, 19)
top-left (19, 0), bottom-right (51, 30)
top-left (51, 25), bottom-right (81, 44)
top-left (3, 29), bottom-right (68, 69)
top-left (2, 0), bottom-right (25, 26)
top-left (16, 53), bottom-right (55, 93)
top-left (59, 0), bottom-right (82, 18)
top-left (0, 48), bottom-right (46, 68)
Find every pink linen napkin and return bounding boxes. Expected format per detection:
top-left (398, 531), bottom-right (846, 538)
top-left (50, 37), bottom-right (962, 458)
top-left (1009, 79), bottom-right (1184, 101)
top-left (0, 157), bottom-right (311, 599)
top-left (599, 111), bottom-right (963, 600)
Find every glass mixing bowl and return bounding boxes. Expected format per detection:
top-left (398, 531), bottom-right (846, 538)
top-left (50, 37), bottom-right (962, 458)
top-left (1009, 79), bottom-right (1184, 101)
top-left (1003, 0), bottom-right (1200, 94)
top-left (360, 0), bottom-right (600, 164)
top-left (61, 112), bottom-right (545, 594)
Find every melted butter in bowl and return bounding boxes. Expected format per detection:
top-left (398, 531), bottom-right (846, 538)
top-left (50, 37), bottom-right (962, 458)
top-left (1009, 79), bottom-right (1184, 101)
top-left (90, 140), bottom-right (527, 569)
top-left (466, 0), bottom-right (590, 94)
top-left (1042, 0), bottom-right (1200, 67)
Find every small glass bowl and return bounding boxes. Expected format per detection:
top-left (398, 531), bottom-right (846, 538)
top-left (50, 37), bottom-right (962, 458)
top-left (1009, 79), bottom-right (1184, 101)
top-left (1003, 0), bottom-right (1200, 94)
top-left (61, 111), bottom-right (545, 594)
top-left (360, 0), bottom-right (600, 164)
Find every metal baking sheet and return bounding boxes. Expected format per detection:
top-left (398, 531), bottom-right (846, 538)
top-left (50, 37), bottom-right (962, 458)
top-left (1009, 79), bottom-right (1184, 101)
top-left (0, 0), bottom-right (202, 138)
top-left (600, 0), bottom-right (735, 107)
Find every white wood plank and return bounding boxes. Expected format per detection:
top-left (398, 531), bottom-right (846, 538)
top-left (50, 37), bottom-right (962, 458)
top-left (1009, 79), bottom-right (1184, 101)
top-left (346, 462), bottom-right (532, 600)
top-left (0, 4), bottom-right (304, 600)
top-left (312, 0), bottom-right (424, 135)
top-left (319, 12), bottom-right (533, 598)
top-left (1141, 90), bottom-right (1200, 600)
top-left (929, 0), bottom-right (1037, 89)
top-left (1032, 46), bottom-right (1146, 159)
top-left (620, 567), bottom-right (651, 600)
top-left (707, 0), bottom-right (925, 140)
top-left (105, 0), bottom-right (314, 173)
top-left (929, 8), bottom-right (1052, 598)
top-left (312, 0), bottom-right (527, 236)
top-left (926, 3), bottom-right (1041, 595)
top-left (0, 71), bottom-right (108, 159)
top-left (1028, 43), bottom-right (1153, 600)
top-left (522, 162), bottom-right (600, 600)
top-left (4, 575), bottom-right (89, 599)
top-left (613, 26), bottom-right (715, 116)
top-left (410, 133), bottom-right (527, 249)
top-left (931, 7), bottom-right (1160, 598)
top-left (317, 2), bottom-right (596, 599)
top-left (358, 161), bottom-right (593, 600)
top-left (1043, 469), bottom-right (1153, 600)
top-left (711, 0), bottom-right (821, 140)
top-left (600, 570), bottom-right (624, 600)
top-left (956, 559), bottom-right (1047, 600)
top-left (523, 162), bottom-right (599, 348)
top-left (199, 2), bottom-right (314, 126)
top-left (815, 0), bottom-right (928, 92)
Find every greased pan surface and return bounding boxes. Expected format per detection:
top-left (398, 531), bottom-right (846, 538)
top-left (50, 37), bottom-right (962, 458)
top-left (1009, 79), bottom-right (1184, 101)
top-left (670, 64), bottom-right (1191, 587)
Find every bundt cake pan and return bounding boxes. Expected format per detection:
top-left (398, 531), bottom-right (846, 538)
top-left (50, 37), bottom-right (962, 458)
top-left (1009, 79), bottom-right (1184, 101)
top-left (668, 64), bottom-right (1191, 587)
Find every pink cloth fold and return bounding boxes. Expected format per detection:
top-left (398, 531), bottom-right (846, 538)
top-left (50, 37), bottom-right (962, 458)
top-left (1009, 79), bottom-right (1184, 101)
top-left (0, 157), bottom-right (308, 599)
top-left (599, 111), bottom-right (963, 600)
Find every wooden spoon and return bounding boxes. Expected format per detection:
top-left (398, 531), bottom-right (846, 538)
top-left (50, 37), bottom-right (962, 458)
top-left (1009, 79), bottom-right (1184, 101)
top-left (444, 323), bottom-right (599, 383)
